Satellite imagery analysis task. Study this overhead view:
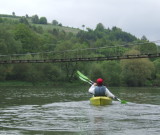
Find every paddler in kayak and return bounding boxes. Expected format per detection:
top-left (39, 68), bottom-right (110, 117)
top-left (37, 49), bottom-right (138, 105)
top-left (88, 78), bottom-right (116, 99)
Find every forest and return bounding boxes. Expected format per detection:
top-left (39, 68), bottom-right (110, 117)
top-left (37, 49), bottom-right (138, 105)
top-left (0, 14), bottom-right (160, 86)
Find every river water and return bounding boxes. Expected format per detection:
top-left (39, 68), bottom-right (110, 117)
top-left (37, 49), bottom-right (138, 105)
top-left (0, 85), bottom-right (160, 135)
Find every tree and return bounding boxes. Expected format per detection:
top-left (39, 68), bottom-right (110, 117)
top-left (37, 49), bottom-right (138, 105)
top-left (58, 23), bottom-right (62, 26)
top-left (82, 24), bottom-right (85, 30)
top-left (89, 63), bottom-right (104, 81)
top-left (26, 14), bottom-right (29, 18)
top-left (39, 17), bottom-right (47, 24)
top-left (94, 38), bottom-right (106, 47)
top-left (52, 28), bottom-right (59, 36)
top-left (14, 24), bottom-right (41, 52)
top-left (102, 61), bottom-right (121, 86)
top-left (54, 40), bottom-right (79, 81)
top-left (88, 61), bottom-right (121, 86)
top-left (109, 26), bottom-right (137, 42)
top-left (138, 42), bottom-right (157, 54)
top-left (52, 20), bottom-right (58, 25)
top-left (120, 50), bottom-right (155, 86)
top-left (76, 29), bottom-right (96, 42)
top-left (12, 12), bottom-right (15, 16)
top-left (153, 58), bottom-right (160, 86)
top-left (42, 64), bottom-right (64, 81)
top-left (95, 23), bottom-right (105, 31)
top-left (0, 24), bottom-right (22, 54)
top-left (9, 64), bottom-right (30, 80)
top-left (141, 35), bottom-right (148, 41)
top-left (0, 65), bottom-right (7, 81)
top-left (25, 65), bottom-right (45, 85)
top-left (31, 15), bottom-right (39, 24)
top-left (19, 17), bottom-right (29, 25)
top-left (0, 18), bottom-right (3, 23)
top-left (112, 26), bottom-right (121, 31)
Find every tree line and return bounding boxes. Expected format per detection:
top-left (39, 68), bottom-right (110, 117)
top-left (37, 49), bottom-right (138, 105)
top-left (0, 13), bottom-right (62, 25)
top-left (0, 14), bottom-right (160, 86)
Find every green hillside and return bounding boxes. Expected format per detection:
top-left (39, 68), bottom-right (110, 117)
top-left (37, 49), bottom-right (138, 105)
top-left (0, 13), bottom-right (160, 87)
top-left (0, 14), bottom-right (80, 34)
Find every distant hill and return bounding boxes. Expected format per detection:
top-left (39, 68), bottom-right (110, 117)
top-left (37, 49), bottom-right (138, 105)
top-left (0, 13), bottom-right (80, 34)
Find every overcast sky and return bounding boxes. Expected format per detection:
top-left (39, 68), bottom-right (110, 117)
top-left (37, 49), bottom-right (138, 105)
top-left (1, 0), bottom-right (160, 41)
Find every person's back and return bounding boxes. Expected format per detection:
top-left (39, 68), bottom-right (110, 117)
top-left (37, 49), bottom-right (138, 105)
top-left (94, 85), bottom-right (106, 96)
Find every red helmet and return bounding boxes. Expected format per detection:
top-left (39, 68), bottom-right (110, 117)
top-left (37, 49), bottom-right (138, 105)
top-left (96, 78), bottom-right (103, 84)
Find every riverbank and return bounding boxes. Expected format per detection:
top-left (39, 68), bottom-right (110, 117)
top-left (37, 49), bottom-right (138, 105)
top-left (1, 80), bottom-right (158, 88)
top-left (0, 80), bottom-right (88, 87)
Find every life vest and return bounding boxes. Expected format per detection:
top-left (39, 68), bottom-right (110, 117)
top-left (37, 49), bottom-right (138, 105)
top-left (94, 86), bottom-right (106, 96)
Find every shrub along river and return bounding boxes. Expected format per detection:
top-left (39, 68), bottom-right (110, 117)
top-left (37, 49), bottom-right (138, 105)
top-left (0, 85), bottom-right (160, 135)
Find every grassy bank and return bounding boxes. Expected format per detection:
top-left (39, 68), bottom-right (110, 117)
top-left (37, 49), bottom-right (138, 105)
top-left (0, 80), bottom-right (88, 87)
top-left (0, 81), bottom-right (33, 86)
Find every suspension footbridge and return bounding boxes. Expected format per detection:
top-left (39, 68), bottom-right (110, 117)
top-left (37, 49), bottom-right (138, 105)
top-left (0, 41), bottom-right (160, 64)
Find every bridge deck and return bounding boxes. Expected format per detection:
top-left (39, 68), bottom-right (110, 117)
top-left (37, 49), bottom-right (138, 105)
top-left (0, 53), bottom-right (159, 64)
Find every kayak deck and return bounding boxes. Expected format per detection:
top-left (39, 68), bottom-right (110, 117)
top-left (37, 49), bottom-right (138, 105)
top-left (90, 96), bottom-right (112, 106)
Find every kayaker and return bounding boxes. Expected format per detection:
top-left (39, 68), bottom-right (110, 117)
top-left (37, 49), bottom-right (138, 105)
top-left (88, 78), bottom-right (116, 99)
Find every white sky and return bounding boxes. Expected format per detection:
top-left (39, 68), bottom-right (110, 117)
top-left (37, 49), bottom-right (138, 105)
top-left (0, 0), bottom-right (160, 41)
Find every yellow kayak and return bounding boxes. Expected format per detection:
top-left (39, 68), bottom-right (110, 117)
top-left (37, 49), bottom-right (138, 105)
top-left (90, 96), bottom-right (112, 106)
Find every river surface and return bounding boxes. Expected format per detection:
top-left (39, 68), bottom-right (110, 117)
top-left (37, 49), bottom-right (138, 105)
top-left (0, 85), bottom-right (160, 135)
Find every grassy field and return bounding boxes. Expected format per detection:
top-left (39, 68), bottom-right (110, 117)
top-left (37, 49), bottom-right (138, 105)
top-left (34, 23), bottom-right (80, 34)
top-left (0, 14), bottom-right (81, 34)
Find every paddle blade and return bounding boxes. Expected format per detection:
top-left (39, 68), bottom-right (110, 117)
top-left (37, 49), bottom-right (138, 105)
top-left (116, 97), bottom-right (127, 104)
top-left (121, 100), bottom-right (127, 104)
top-left (79, 76), bottom-right (92, 85)
top-left (77, 71), bottom-right (89, 80)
